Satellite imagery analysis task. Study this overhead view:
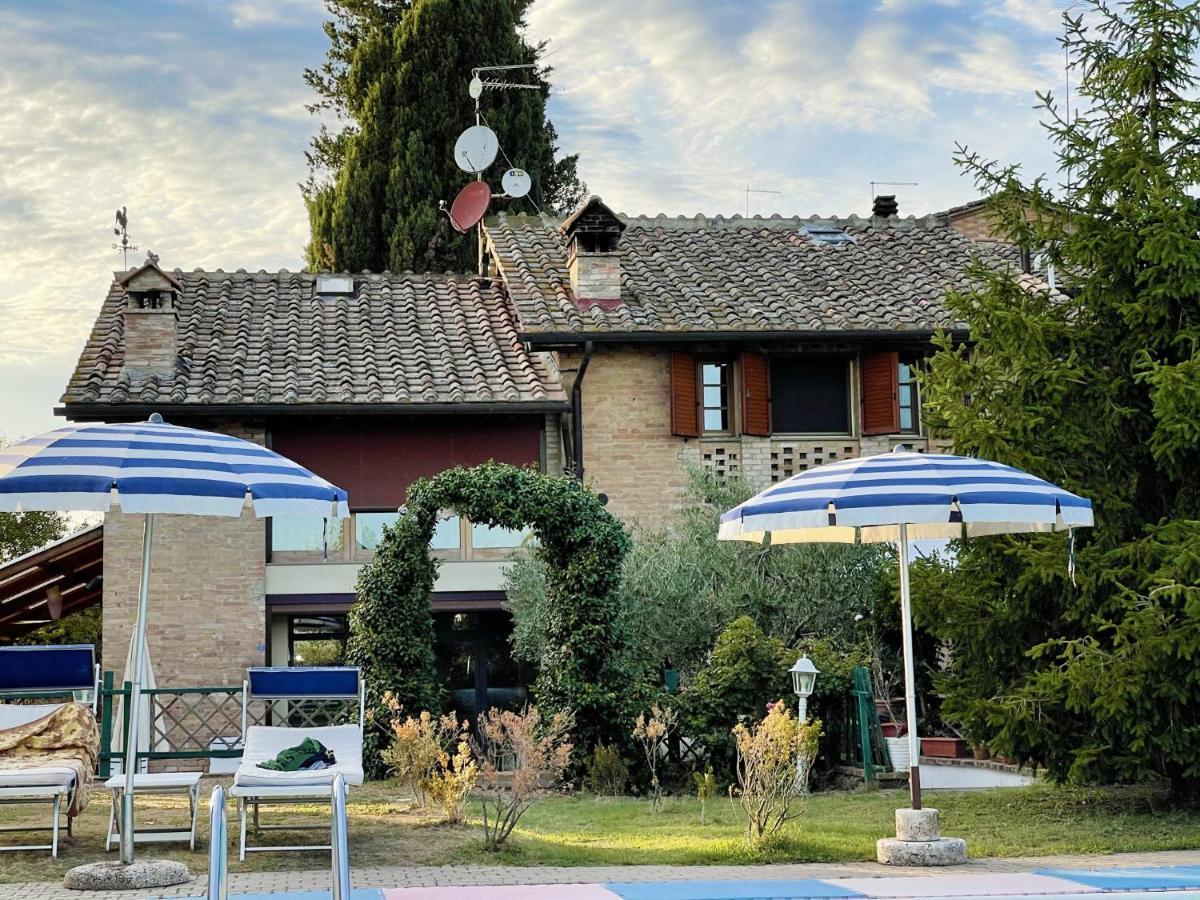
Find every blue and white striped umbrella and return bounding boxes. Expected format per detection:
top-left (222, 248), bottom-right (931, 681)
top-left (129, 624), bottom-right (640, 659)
top-left (719, 450), bottom-right (1092, 545)
top-left (719, 449), bottom-right (1093, 816)
top-left (0, 415), bottom-right (348, 864)
top-left (0, 419), bottom-right (349, 519)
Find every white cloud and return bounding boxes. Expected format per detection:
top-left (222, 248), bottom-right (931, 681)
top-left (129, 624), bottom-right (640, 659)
top-left (227, 0), bottom-right (325, 29)
top-left (0, 17), bottom-right (312, 438)
top-left (999, 0), bottom-right (1069, 34)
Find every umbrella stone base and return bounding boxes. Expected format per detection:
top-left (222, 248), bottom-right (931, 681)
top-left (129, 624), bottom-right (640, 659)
top-left (63, 860), bottom-right (192, 891)
top-left (876, 808), bottom-right (968, 866)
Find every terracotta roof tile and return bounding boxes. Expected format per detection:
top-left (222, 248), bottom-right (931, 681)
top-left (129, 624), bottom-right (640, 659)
top-left (62, 270), bottom-right (565, 409)
top-left (485, 211), bottom-right (1025, 337)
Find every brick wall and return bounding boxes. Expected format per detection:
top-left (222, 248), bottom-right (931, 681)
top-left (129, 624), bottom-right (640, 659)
top-left (563, 347), bottom-right (693, 528)
top-left (103, 424), bottom-right (267, 692)
top-left (947, 206), bottom-right (1004, 242)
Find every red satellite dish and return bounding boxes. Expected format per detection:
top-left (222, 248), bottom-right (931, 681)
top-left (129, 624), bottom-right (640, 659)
top-left (449, 181), bottom-right (491, 233)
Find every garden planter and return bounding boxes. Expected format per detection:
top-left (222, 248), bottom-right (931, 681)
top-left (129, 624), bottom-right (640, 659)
top-left (885, 736), bottom-right (910, 770)
top-left (920, 737), bottom-right (969, 758)
top-left (972, 744), bottom-right (990, 761)
top-left (881, 722), bottom-right (906, 738)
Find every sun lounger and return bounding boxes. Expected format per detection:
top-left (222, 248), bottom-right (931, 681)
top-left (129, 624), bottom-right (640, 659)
top-left (0, 645), bottom-right (100, 857)
top-left (229, 666), bottom-right (365, 859)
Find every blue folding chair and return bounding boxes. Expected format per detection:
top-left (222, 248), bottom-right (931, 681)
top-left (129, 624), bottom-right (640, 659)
top-left (231, 666), bottom-right (365, 859)
top-left (0, 644), bottom-right (99, 857)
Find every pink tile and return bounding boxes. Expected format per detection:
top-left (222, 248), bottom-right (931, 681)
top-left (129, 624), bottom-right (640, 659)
top-left (383, 885), bottom-right (619, 900)
top-left (836, 873), bottom-right (1101, 897)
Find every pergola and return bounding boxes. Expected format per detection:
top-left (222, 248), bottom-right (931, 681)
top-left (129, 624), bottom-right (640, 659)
top-left (0, 525), bottom-right (102, 643)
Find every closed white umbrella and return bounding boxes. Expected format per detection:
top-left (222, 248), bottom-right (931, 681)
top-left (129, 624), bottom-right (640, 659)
top-left (719, 449), bottom-right (1093, 810)
top-left (0, 414), bottom-right (349, 864)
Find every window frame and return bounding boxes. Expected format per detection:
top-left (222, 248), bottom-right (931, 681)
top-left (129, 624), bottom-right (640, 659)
top-left (897, 356), bottom-right (922, 435)
top-left (698, 357), bottom-right (737, 436)
top-left (286, 613), bottom-right (350, 667)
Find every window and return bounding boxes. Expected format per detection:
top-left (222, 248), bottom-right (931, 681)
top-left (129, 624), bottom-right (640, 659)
top-left (288, 614), bottom-right (349, 667)
top-left (701, 361), bottom-right (732, 433)
top-left (356, 511), bottom-right (461, 551)
top-left (470, 523), bottom-right (532, 549)
top-left (770, 357), bottom-right (850, 434)
top-left (271, 517), bottom-right (344, 554)
top-left (898, 359), bottom-right (920, 433)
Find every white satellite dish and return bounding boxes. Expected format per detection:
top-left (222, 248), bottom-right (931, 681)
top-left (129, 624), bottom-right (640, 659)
top-left (501, 168), bottom-right (532, 199)
top-left (454, 124), bottom-right (499, 174)
top-left (469, 75), bottom-right (484, 100)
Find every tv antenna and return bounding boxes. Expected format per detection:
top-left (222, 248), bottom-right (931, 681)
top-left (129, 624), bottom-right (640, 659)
top-left (745, 185), bottom-right (782, 217)
top-left (869, 181), bottom-right (918, 207)
top-left (112, 207), bottom-right (137, 269)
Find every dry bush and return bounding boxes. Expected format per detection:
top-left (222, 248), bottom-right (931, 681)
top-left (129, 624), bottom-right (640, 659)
top-left (379, 693), bottom-right (467, 809)
top-left (471, 706), bottom-right (573, 851)
top-left (633, 703), bottom-right (677, 810)
top-left (731, 702), bottom-right (821, 846)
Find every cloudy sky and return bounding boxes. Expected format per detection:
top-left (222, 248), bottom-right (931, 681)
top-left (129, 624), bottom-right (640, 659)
top-left (0, 0), bottom-right (1072, 439)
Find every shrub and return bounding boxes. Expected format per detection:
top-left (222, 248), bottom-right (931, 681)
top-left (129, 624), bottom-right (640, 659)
top-left (355, 463), bottom-right (631, 767)
top-left (632, 703), bottom-right (677, 810)
top-left (583, 743), bottom-right (629, 796)
top-left (683, 617), bottom-right (792, 777)
top-left (379, 698), bottom-right (465, 809)
top-left (426, 740), bottom-right (477, 824)
top-left (472, 706), bottom-right (573, 851)
top-left (693, 765), bottom-right (718, 825)
top-left (732, 703), bottom-right (821, 847)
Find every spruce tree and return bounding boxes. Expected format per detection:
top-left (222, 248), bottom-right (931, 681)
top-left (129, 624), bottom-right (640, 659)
top-left (303, 0), bottom-right (585, 273)
top-left (920, 0), bottom-right (1200, 794)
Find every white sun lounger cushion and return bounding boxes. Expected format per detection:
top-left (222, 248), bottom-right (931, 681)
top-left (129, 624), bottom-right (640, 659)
top-left (0, 704), bottom-right (79, 790)
top-left (233, 724), bottom-right (364, 787)
top-left (0, 704), bottom-right (66, 730)
top-left (0, 765), bottom-right (77, 788)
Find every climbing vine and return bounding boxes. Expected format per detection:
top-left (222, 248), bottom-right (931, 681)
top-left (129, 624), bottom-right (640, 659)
top-left (349, 463), bottom-right (631, 771)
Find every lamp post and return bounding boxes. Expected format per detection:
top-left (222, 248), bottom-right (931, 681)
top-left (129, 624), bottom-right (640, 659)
top-left (790, 654), bottom-right (818, 788)
top-left (790, 654), bottom-right (819, 723)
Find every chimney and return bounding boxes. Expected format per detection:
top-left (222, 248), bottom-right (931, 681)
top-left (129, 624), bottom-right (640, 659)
top-left (560, 196), bottom-right (625, 304)
top-left (119, 257), bottom-right (182, 378)
top-left (872, 194), bottom-right (899, 218)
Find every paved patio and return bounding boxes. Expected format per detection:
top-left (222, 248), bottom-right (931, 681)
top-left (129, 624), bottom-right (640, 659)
top-left (7, 850), bottom-right (1200, 900)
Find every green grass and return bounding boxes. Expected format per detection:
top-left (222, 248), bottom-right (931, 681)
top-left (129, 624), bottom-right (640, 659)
top-left (1, 778), bottom-right (1197, 884)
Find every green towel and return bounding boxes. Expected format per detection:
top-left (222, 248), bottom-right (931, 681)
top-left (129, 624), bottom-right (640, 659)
top-left (256, 737), bottom-right (337, 771)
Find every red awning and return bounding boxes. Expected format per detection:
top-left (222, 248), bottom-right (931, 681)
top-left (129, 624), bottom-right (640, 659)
top-left (0, 526), bottom-right (102, 643)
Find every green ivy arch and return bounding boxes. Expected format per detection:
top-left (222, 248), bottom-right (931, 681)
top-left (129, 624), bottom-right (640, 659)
top-left (348, 462), bottom-right (632, 769)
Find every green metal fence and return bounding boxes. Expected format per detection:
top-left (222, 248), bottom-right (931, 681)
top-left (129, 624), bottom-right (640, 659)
top-left (97, 673), bottom-right (257, 777)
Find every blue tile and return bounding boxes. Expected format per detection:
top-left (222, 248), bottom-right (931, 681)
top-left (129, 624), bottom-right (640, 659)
top-left (604, 880), bottom-right (863, 899)
top-left (1036, 864), bottom-right (1200, 891)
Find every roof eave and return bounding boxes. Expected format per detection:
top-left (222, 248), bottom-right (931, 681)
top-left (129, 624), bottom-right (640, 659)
top-left (519, 328), bottom-right (969, 348)
top-left (56, 399), bottom-right (571, 422)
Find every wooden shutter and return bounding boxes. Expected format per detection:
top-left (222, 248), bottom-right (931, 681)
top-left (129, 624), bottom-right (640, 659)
top-left (739, 352), bottom-right (771, 436)
top-left (669, 352), bottom-right (700, 437)
top-left (861, 351), bottom-right (900, 436)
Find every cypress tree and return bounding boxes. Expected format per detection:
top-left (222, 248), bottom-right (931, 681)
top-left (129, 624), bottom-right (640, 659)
top-left (920, 0), bottom-right (1200, 794)
top-left (303, 0), bottom-right (585, 273)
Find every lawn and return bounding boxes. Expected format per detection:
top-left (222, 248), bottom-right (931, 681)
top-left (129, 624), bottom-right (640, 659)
top-left (1, 778), bottom-right (1197, 884)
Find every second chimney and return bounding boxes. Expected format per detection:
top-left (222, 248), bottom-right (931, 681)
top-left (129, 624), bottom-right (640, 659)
top-left (872, 194), bottom-right (899, 218)
top-left (560, 196), bottom-right (625, 303)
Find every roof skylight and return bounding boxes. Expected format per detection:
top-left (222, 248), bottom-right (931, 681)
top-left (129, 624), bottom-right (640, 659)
top-left (799, 223), bottom-right (856, 245)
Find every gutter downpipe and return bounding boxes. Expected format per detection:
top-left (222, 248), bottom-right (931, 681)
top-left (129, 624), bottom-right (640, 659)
top-left (572, 341), bottom-right (595, 481)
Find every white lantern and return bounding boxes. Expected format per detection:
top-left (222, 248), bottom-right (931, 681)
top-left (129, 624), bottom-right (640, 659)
top-left (790, 654), bottom-right (819, 700)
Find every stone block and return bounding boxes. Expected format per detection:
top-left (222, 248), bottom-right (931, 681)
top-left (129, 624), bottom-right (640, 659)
top-left (876, 836), bottom-right (968, 866)
top-left (896, 806), bottom-right (941, 841)
top-left (63, 860), bottom-right (192, 890)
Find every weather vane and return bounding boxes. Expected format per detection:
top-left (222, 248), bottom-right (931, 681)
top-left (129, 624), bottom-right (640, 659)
top-left (112, 207), bottom-right (138, 269)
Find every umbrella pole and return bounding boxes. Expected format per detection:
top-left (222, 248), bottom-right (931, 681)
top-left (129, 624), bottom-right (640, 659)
top-left (120, 513), bottom-right (155, 864)
top-left (897, 522), bottom-right (922, 810)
